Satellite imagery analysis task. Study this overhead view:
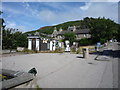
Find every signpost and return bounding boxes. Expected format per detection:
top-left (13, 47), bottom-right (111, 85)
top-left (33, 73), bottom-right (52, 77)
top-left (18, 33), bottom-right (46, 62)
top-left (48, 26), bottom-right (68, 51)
top-left (96, 42), bottom-right (101, 51)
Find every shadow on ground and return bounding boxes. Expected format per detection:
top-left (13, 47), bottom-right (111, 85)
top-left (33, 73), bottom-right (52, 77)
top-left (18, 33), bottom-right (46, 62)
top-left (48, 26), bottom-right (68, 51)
top-left (90, 50), bottom-right (120, 58)
top-left (76, 56), bottom-right (84, 58)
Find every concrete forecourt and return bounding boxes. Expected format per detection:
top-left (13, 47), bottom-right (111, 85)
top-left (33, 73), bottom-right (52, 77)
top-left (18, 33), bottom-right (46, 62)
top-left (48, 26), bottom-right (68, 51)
top-left (2, 42), bottom-right (119, 88)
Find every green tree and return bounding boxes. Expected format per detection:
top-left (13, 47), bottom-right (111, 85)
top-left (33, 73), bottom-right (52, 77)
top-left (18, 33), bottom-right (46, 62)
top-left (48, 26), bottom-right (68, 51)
top-left (14, 31), bottom-right (27, 47)
top-left (2, 28), bottom-right (27, 52)
top-left (63, 32), bottom-right (76, 45)
top-left (90, 18), bottom-right (118, 43)
top-left (79, 38), bottom-right (92, 46)
top-left (116, 24), bottom-right (120, 42)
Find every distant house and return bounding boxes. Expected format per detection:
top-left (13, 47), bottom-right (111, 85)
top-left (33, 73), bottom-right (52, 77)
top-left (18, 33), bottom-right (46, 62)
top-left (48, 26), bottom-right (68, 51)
top-left (51, 26), bottom-right (91, 40)
top-left (51, 27), bottom-right (59, 39)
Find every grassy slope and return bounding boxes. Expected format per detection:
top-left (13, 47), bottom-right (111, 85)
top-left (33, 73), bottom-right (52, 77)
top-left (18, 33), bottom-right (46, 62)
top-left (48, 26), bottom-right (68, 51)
top-left (24, 20), bottom-right (82, 34)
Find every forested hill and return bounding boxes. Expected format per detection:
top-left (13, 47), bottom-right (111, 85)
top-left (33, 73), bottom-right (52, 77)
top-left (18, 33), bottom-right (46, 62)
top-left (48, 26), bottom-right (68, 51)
top-left (25, 17), bottom-right (119, 35)
top-left (25, 20), bottom-right (82, 34)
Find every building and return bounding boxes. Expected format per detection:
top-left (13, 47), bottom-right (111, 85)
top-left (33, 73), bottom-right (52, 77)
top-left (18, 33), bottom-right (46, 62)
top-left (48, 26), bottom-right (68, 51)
top-left (51, 26), bottom-right (91, 40)
top-left (51, 27), bottom-right (59, 39)
top-left (27, 26), bottom-right (91, 51)
top-left (27, 35), bottom-right (63, 51)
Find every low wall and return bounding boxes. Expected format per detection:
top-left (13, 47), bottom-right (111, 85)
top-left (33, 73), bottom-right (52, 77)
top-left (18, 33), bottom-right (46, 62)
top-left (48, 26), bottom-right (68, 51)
top-left (2, 50), bottom-right (16, 54)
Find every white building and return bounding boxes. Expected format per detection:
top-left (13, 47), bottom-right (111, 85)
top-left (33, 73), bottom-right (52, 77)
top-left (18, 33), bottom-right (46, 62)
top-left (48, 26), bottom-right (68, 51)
top-left (27, 35), bottom-right (63, 51)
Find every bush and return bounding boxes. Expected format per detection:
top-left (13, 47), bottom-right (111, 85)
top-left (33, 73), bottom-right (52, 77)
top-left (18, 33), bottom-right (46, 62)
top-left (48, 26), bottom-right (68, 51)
top-left (71, 48), bottom-right (76, 52)
top-left (64, 32), bottom-right (76, 45)
top-left (100, 38), bottom-right (106, 44)
top-left (22, 48), bottom-right (35, 53)
top-left (79, 38), bottom-right (91, 46)
top-left (76, 48), bottom-right (82, 54)
top-left (53, 48), bottom-right (64, 53)
top-left (59, 39), bottom-right (64, 42)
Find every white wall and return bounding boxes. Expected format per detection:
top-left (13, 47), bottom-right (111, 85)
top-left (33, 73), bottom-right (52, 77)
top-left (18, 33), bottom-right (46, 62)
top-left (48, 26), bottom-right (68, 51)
top-left (28, 39), bottom-right (32, 50)
top-left (50, 41), bottom-right (53, 51)
top-left (36, 39), bottom-right (39, 51)
top-left (50, 40), bottom-right (56, 51)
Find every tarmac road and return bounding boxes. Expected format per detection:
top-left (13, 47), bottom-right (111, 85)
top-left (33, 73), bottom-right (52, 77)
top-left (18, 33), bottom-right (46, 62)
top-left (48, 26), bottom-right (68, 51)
top-left (97, 42), bottom-right (119, 88)
top-left (108, 42), bottom-right (119, 88)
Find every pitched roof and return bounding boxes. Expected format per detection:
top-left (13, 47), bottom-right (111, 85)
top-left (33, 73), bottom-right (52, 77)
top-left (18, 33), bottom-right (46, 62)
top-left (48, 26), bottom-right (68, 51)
top-left (27, 35), bottom-right (40, 39)
top-left (52, 30), bottom-right (58, 35)
top-left (75, 29), bottom-right (90, 34)
top-left (58, 28), bottom-right (90, 35)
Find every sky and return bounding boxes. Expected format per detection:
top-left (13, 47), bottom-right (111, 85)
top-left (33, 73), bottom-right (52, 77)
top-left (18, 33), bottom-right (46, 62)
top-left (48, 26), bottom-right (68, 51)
top-left (0, 1), bottom-right (119, 32)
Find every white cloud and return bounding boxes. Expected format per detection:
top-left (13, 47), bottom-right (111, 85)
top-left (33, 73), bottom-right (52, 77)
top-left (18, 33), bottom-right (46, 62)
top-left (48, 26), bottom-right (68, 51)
top-left (26, 3), bottom-right (30, 7)
top-left (38, 9), bottom-right (57, 23)
top-left (1, 0), bottom-right (120, 2)
top-left (3, 5), bottom-right (25, 15)
top-left (2, 4), bottom-right (36, 18)
top-left (5, 21), bottom-right (27, 32)
top-left (37, 2), bottom-right (118, 25)
top-left (2, 2), bottom-right (118, 32)
top-left (22, 2), bottom-right (30, 9)
top-left (82, 2), bottom-right (118, 22)
top-left (80, 2), bottom-right (91, 11)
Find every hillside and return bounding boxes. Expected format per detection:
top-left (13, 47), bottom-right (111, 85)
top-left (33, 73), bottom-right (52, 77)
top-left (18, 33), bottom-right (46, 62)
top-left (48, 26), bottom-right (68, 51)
top-left (25, 17), bottom-right (93, 35)
top-left (24, 17), bottom-right (118, 37)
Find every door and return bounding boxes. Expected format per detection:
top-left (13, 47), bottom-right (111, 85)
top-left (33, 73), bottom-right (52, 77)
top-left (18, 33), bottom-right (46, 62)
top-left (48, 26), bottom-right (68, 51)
top-left (32, 38), bottom-right (36, 51)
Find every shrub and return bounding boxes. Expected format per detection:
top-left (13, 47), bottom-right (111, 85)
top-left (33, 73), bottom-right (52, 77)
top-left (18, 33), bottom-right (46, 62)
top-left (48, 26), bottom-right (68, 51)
top-left (53, 48), bottom-right (64, 53)
top-left (22, 48), bottom-right (35, 53)
top-left (76, 47), bottom-right (84, 54)
top-left (79, 38), bottom-right (91, 46)
top-left (71, 48), bottom-right (76, 52)
top-left (100, 38), bottom-right (106, 44)
top-left (59, 39), bottom-right (64, 42)
top-left (64, 32), bottom-right (76, 45)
